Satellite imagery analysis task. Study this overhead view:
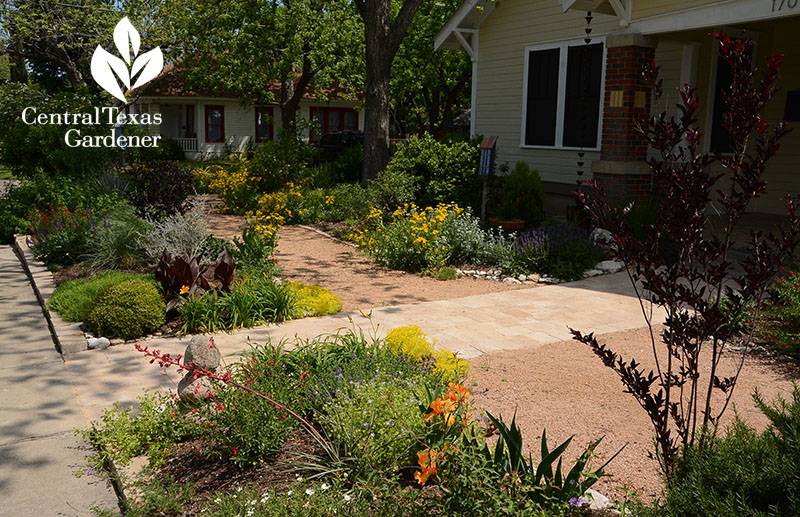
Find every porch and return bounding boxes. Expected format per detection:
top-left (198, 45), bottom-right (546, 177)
top-left (590, 14), bottom-right (800, 215)
top-left (157, 103), bottom-right (199, 155)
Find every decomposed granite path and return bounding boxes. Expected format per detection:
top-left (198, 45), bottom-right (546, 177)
top-left (66, 271), bottom-right (665, 420)
top-left (0, 246), bottom-right (117, 515)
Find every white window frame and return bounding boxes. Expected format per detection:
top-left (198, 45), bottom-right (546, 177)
top-left (520, 37), bottom-right (607, 151)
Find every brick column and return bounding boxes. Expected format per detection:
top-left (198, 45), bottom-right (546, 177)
top-left (591, 34), bottom-right (656, 202)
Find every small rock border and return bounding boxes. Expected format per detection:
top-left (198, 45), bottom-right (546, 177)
top-left (456, 259), bottom-right (626, 286)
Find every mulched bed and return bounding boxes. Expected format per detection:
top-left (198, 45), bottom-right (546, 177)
top-left (152, 432), bottom-right (317, 514)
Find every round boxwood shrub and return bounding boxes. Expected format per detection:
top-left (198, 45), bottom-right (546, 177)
top-left (85, 279), bottom-right (166, 339)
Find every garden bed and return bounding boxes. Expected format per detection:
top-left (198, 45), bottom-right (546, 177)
top-left (273, 225), bottom-right (531, 310)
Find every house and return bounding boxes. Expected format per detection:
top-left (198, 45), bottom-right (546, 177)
top-left (132, 66), bottom-right (363, 160)
top-left (436, 0), bottom-right (800, 214)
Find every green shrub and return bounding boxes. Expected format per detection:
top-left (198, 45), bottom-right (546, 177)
top-left (496, 161), bottom-right (545, 227)
top-left (321, 183), bottom-right (370, 222)
top-left (178, 275), bottom-right (296, 333)
top-left (0, 83), bottom-right (114, 178)
top-left (663, 386), bottom-right (800, 517)
top-left (330, 144), bottom-right (363, 184)
top-left (120, 160), bottom-right (195, 217)
top-left (84, 392), bottom-right (200, 470)
top-left (432, 265), bottom-right (459, 281)
top-left (320, 378), bottom-right (423, 480)
top-left (249, 134), bottom-right (316, 193)
top-left (367, 168), bottom-right (419, 213)
top-left (287, 281), bottom-right (343, 317)
top-left (49, 271), bottom-right (153, 322)
top-left (85, 279), bottom-right (166, 339)
top-left (760, 273), bottom-right (800, 359)
top-left (383, 134), bottom-right (479, 208)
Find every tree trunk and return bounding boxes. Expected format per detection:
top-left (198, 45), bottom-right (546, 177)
top-left (357, 0), bottom-right (425, 183)
top-left (362, 54), bottom-right (392, 183)
top-left (278, 48), bottom-right (315, 139)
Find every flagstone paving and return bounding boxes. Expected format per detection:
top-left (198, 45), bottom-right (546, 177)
top-left (0, 246), bottom-right (116, 515)
top-left (66, 270), bottom-right (664, 420)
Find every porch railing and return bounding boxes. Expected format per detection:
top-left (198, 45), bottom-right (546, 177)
top-left (171, 137), bottom-right (198, 153)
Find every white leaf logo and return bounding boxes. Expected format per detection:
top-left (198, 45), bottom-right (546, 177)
top-left (91, 17), bottom-right (163, 103)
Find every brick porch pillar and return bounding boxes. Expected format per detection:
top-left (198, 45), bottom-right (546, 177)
top-left (591, 34), bottom-right (656, 202)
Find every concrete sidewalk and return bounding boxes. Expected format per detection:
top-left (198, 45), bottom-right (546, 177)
top-left (66, 271), bottom-right (664, 420)
top-left (0, 246), bottom-right (116, 515)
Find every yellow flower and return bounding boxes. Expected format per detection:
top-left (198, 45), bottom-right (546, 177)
top-left (324, 195), bottom-right (335, 205)
top-left (414, 236), bottom-right (428, 245)
top-left (179, 285), bottom-right (190, 295)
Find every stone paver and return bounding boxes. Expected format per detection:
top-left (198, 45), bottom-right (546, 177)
top-left (0, 246), bottom-right (116, 515)
top-left (66, 271), bottom-right (663, 420)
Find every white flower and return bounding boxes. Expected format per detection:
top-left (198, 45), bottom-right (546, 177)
top-left (305, 488), bottom-right (315, 496)
top-left (260, 493), bottom-right (270, 503)
top-left (287, 490), bottom-right (293, 496)
top-left (320, 483), bottom-right (330, 491)
top-left (213, 498), bottom-right (221, 503)
top-left (343, 494), bottom-right (352, 502)
top-left (246, 511), bottom-right (254, 517)
top-left (236, 486), bottom-right (243, 492)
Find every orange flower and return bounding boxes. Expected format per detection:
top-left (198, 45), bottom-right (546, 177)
top-left (446, 383), bottom-right (470, 402)
top-left (424, 397), bottom-right (458, 424)
top-left (179, 285), bottom-right (190, 295)
top-left (414, 448), bottom-right (440, 486)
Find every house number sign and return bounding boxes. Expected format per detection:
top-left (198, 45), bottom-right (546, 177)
top-left (773, 0), bottom-right (799, 12)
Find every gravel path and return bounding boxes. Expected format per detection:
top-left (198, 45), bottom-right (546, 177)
top-left (468, 325), bottom-right (800, 501)
top-left (273, 225), bottom-right (527, 311)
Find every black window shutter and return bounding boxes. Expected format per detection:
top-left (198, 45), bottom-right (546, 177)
top-left (563, 43), bottom-right (603, 148)
top-left (711, 43), bottom-right (753, 153)
top-left (525, 48), bottom-right (560, 146)
top-left (710, 54), bottom-right (734, 153)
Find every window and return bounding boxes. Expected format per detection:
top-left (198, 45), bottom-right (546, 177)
top-left (205, 105), bottom-right (224, 143)
top-left (310, 107), bottom-right (358, 138)
top-left (522, 40), bottom-right (605, 149)
top-left (255, 106), bottom-right (274, 142)
top-left (709, 44), bottom-right (752, 153)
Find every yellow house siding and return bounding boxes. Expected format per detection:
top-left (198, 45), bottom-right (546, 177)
top-left (632, 0), bottom-right (727, 20)
top-left (752, 18), bottom-right (800, 213)
top-left (475, 0), bottom-right (619, 184)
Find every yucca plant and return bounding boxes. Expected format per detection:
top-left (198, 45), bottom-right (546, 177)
top-left (482, 412), bottom-right (623, 504)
